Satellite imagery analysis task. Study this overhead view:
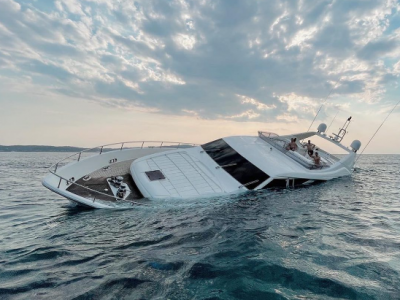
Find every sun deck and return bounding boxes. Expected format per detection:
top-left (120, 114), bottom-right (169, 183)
top-left (258, 131), bottom-right (340, 170)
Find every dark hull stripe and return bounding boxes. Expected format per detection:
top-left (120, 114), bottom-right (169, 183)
top-left (263, 178), bottom-right (326, 190)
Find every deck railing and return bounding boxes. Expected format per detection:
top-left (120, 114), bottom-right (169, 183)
top-left (50, 141), bottom-right (198, 174)
top-left (258, 131), bottom-right (279, 138)
top-left (258, 131), bottom-right (288, 151)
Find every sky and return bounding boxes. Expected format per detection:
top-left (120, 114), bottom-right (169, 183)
top-left (0, 0), bottom-right (399, 153)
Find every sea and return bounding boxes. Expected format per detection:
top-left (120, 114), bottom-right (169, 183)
top-left (0, 152), bottom-right (399, 300)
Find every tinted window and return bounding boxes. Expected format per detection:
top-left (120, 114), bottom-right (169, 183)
top-left (202, 139), bottom-right (269, 189)
top-left (263, 178), bottom-right (324, 190)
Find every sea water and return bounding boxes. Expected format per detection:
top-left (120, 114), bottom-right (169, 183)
top-left (0, 152), bottom-right (399, 299)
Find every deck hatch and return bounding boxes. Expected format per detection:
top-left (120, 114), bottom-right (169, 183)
top-left (146, 170), bottom-right (165, 181)
top-left (201, 139), bottom-right (269, 189)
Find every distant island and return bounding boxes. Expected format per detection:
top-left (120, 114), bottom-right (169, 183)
top-left (0, 145), bottom-right (100, 152)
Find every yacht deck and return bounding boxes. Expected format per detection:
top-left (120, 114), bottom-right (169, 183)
top-left (66, 159), bottom-right (143, 203)
top-left (258, 132), bottom-right (339, 169)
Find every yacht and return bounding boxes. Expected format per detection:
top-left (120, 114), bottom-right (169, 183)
top-left (42, 119), bottom-right (361, 208)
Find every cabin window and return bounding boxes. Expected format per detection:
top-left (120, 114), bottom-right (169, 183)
top-left (202, 139), bottom-right (269, 189)
top-left (263, 178), bottom-right (323, 189)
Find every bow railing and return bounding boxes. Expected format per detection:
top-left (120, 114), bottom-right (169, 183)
top-left (49, 140), bottom-right (198, 174)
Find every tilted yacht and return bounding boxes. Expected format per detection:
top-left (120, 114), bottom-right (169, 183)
top-left (42, 119), bottom-right (361, 208)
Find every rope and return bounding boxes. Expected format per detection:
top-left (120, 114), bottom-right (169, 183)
top-left (355, 99), bottom-right (400, 164)
top-left (326, 110), bottom-right (338, 133)
top-left (307, 105), bottom-right (323, 132)
top-left (307, 88), bottom-right (334, 132)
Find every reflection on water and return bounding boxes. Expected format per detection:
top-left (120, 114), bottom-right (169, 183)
top-left (0, 153), bottom-right (400, 299)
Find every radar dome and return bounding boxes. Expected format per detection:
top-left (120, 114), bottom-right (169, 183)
top-left (350, 140), bottom-right (361, 152)
top-left (317, 123), bottom-right (327, 133)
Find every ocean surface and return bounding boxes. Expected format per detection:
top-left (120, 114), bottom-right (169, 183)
top-left (0, 152), bottom-right (400, 300)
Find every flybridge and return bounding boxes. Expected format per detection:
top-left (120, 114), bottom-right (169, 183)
top-left (258, 131), bottom-right (340, 169)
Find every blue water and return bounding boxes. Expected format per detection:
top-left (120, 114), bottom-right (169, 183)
top-left (1, 153), bottom-right (400, 300)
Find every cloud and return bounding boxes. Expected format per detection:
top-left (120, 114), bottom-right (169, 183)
top-left (358, 38), bottom-right (400, 60)
top-left (0, 0), bottom-right (399, 123)
top-left (20, 59), bottom-right (76, 81)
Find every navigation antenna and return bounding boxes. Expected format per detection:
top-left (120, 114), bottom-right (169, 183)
top-left (330, 116), bottom-right (352, 143)
top-left (307, 88), bottom-right (334, 132)
top-left (355, 99), bottom-right (400, 165)
top-left (326, 110), bottom-right (339, 133)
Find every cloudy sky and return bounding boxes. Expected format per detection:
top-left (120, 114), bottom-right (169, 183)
top-left (0, 0), bottom-right (399, 153)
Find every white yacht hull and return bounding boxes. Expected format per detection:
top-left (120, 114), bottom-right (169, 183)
top-left (42, 131), bottom-right (358, 208)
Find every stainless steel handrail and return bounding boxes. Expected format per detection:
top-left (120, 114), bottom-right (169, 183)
top-left (258, 131), bottom-right (279, 138)
top-left (49, 140), bottom-right (198, 174)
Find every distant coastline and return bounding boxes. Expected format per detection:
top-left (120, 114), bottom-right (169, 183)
top-left (0, 145), bottom-right (95, 152)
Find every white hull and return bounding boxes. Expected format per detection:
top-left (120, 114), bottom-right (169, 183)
top-left (42, 130), bottom-right (359, 208)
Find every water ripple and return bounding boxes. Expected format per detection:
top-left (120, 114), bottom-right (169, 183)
top-left (1, 153), bottom-right (400, 299)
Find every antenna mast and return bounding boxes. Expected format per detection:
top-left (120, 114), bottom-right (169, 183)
top-left (307, 88), bottom-right (334, 132)
top-left (331, 116), bottom-right (352, 143)
top-left (356, 99), bottom-right (400, 164)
